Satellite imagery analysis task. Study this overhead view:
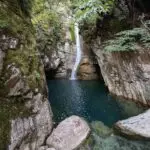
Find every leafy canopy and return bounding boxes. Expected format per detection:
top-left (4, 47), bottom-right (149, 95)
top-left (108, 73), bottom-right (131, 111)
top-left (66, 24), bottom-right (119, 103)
top-left (72, 0), bottom-right (115, 24)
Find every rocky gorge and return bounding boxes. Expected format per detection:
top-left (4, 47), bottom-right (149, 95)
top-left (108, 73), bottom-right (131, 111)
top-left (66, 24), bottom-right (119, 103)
top-left (1, 0), bottom-right (150, 150)
top-left (0, 1), bottom-right (53, 149)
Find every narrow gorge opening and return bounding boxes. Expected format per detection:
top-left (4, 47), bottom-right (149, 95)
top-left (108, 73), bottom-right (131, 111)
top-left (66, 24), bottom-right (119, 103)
top-left (46, 23), bottom-right (150, 147)
top-left (46, 20), bottom-right (146, 127)
top-left (1, 0), bottom-right (150, 149)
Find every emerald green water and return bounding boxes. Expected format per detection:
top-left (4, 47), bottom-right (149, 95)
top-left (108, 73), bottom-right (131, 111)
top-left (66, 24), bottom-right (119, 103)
top-left (48, 80), bottom-right (145, 126)
top-left (48, 80), bottom-right (150, 150)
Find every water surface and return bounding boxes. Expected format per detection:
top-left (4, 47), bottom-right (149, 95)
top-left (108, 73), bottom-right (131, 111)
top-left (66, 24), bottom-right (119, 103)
top-left (48, 80), bottom-right (145, 126)
top-left (48, 80), bottom-right (150, 150)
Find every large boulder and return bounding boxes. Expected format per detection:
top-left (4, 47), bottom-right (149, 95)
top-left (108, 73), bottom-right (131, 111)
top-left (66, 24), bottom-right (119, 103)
top-left (115, 109), bottom-right (150, 139)
top-left (46, 116), bottom-right (90, 150)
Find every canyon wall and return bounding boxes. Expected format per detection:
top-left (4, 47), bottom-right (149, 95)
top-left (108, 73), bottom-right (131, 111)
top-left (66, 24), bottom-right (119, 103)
top-left (34, 2), bottom-right (76, 79)
top-left (0, 1), bottom-right (53, 149)
top-left (93, 27), bottom-right (150, 106)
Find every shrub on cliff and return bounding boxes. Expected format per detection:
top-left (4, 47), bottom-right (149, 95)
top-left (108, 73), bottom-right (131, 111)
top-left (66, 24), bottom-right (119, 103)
top-left (32, 0), bottom-right (63, 54)
top-left (103, 27), bottom-right (150, 52)
top-left (71, 0), bottom-right (115, 25)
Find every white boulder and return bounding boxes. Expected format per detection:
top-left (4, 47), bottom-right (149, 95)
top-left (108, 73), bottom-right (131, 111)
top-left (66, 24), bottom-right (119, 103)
top-left (46, 115), bottom-right (90, 150)
top-left (115, 109), bottom-right (150, 139)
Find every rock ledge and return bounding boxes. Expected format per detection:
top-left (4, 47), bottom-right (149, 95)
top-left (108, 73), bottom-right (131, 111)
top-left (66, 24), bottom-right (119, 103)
top-left (115, 109), bottom-right (150, 139)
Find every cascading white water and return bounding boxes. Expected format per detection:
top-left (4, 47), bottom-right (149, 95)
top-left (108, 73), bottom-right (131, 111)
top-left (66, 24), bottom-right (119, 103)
top-left (70, 23), bottom-right (82, 80)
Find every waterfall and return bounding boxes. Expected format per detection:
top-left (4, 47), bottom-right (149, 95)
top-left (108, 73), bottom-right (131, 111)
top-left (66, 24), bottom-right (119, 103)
top-left (70, 23), bottom-right (82, 80)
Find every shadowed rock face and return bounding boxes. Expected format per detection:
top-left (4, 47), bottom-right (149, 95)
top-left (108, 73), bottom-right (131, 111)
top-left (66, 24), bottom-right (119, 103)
top-left (134, 0), bottom-right (150, 13)
top-left (0, 1), bottom-right (53, 149)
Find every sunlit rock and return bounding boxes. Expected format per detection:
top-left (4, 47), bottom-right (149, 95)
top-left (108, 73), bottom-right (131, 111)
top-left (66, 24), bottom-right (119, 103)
top-left (46, 115), bottom-right (90, 150)
top-left (115, 109), bottom-right (150, 139)
top-left (47, 148), bottom-right (56, 150)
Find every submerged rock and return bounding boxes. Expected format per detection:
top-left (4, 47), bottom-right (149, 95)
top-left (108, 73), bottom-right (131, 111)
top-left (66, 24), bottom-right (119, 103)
top-left (46, 116), bottom-right (90, 150)
top-left (79, 121), bottom-right (150, 150)
top-left (91, 121), bottom-right (113, 137)
top-left (115, 109), bottom-right (150, 139)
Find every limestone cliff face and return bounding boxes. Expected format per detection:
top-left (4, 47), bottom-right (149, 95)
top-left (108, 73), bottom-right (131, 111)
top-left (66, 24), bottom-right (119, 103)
top-left (0, 1), bottom-right (53, 149)
top-left (93, 28), bottom-right (150, 106)
top-left (34, 2), bottom-right (76, 79)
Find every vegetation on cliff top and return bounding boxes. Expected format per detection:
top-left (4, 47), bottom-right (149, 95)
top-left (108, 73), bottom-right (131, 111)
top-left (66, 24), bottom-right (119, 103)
top-left (32, 0), bottom-right (65, 54)
top-left (72, 0), bottom-right (115, 25)
top-left (103, 27), bottom-right (150, 52)
top-left (69, 0), bottom-right (116, 43)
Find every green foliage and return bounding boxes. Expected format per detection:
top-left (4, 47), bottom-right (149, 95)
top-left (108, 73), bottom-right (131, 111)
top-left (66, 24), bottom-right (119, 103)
top-left (104, 28), bottom-right (150, 52)
top-left (0, 0), bottom-right (33, 35)
top-left (18, 0), bottom-right (33, 16)
top-left (69, 22), bottom-right (75, 41)
top-left (73, 0), bottom-right (115, 24)
top-left (0, 20), bottom-right (9, 29)
top-left (32, 0), bottom-right (60, 29)
top-left (32, 0), bottom-right (65, 32)
top-left (0, 1), bottom-right (43, 148)
top-left (32, 0), bottom-right (63, 53)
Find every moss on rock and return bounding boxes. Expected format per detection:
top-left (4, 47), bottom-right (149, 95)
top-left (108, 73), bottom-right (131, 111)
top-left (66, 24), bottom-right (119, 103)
top-left (0, 0), bottom-right (45, 149)
top-left (0, 97), bottom-right (32, 150)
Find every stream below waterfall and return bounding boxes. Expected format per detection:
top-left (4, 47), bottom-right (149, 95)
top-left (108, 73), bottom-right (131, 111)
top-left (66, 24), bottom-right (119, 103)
top-left (47, 80), bottom-right (150, 149)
